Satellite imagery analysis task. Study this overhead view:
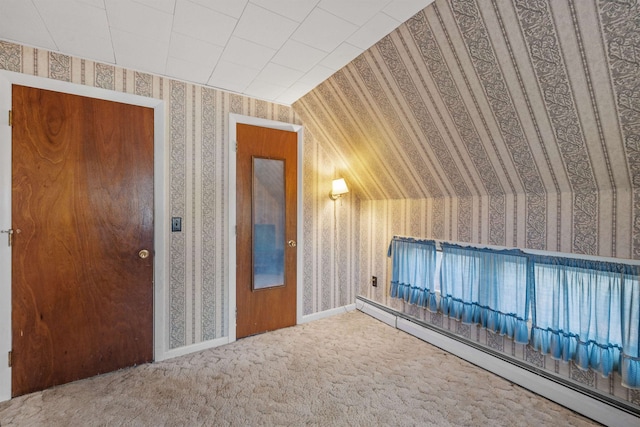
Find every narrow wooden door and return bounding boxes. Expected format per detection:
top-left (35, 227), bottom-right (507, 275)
top-left (236, 124), bottom-right (297, 338)
top-left (11, 85), bottom-right (154, 397)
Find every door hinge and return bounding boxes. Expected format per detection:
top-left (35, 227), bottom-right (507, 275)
top-left (8, 110), bottom-right (12, 127)
top-left (235, 142), bottom-right (238, 152)
top-left (235, 308), bottom-right (237, 320)
top-left (8, 350), bottom-right (11, 368)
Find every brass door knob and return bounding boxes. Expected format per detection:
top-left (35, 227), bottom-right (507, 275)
top-left (288, 240), bottom-right (296, 248)
top-left (138, 249), bottom-right (150, 259)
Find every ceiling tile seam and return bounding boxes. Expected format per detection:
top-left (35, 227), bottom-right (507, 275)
top-left (247, 0), bottom-right (314, 24)
top-left (32, 1), bottom-right (60, 52)
top-left (433, 2), bottom-right (518, 196)
top-left (186, 0), bottom-right (247, 20)
top-left (196, 2), bottom-right (248, 86)
top-left (367, 39), bottom-right (449, 198)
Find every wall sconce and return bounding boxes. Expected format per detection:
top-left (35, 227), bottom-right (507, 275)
top-left (330, 178), bottom-right (349, 200)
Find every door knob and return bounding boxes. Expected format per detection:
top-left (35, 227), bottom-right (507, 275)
top-left (288, 240), bottom-right (296, 248)
top-left (138, 249), bottom-right (150, 259)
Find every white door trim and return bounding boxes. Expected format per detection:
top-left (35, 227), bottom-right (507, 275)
top-left (228, 113), bottom-right (304, 343)
top-left (0, 70), bottom-right (168, 402)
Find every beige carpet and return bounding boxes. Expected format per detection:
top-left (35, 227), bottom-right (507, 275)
top-left (0, 311), bottom-right (598, 426)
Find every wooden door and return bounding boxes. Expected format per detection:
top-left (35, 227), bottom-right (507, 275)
top-left (236, 124), bottom-right (297, 338)
top-left (11, 85), bottom-right (154, 397)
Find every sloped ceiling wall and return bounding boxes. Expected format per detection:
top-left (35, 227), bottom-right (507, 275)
top-left (294, 0), bottom-right (640, 257)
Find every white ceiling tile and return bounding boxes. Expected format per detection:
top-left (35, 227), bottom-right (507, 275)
top-left (249, 0), bottom-right (319, 22)
top-left (59, 33), bottom-right (115, 63)
top-left (277, 81), bottom-right (317, 104)
top-left (209, 60), bottom-right (260, 84)
top-left (256, 63), bottom-right (303, 87)
top-left (173, 0), bottom-right (237, 46)
top-left (111, 29), bottom-right (169, 75)
top-left (169, 33), bottom-right (223, 68)
top-left (318, 0), bottom-right (391, 26)
top-left (320, 42), bottom-right (362, 70)
top-left (34, 0), bottom-right (111, 43)
top-left (133, 0), bottom-right (176, 14)
top-left (291, 8), bottom-right (357, 52)
top-left (0, 0), bottom-right (427, 104)
top-left (347, 12), bottom-right (399, 50)
top-left (298, 64), bottom-right (335, 85)
top-left (219, 36), bottom-right (276, 70)
top-left (383, 0), bottom-right (433, 22)
top-left (208, 78), bottom-right (248, 94)
top-left (208, 61), bottom-right (260, 93)
top-left (271, 39), bottom-right (326, 73)
top-left (190, 0), bottom-right (248, 18)
top-left (245, 80), bottom-right (288, 101)
top-left (106, 0), bottom-right (173, 43)
top-left (76, 0), bottom-right (106, 8)
top-left (233, 3), bottom-right (299, 50)
top-left (276, 91), bottom-right (303, 106)
top-left (0, 0), bottom-right (57, 50)
top-left (166, 56), bottom-right (212, 84)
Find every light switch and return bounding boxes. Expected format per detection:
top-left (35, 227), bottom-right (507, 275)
top-left (171, 217), bottom-right (182, 232)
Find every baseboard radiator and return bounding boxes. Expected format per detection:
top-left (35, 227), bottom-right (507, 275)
top-left (356, 296), bottom-right (640, 427)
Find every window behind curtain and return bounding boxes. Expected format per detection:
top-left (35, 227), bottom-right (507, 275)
top-left (439, 243), bottom-right (530, 344)
top-left (388, 237), bottom-right (438, 311)
top-left (530, 256), bottom-right (640, 383)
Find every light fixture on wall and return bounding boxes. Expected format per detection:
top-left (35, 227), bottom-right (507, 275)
top-left (329, 178), bottom-right (349, 201)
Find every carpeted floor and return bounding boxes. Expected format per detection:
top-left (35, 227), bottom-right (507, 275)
top-left (0, 311), bottom-right (599, 426)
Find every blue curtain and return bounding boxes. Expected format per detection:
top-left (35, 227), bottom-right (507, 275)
top-left (621, 273), bottom-right (640, 388)
top-left (530, 256), bottom-right (640, 384)
top-left (439, 243), bottom-right (530, 344)
top-left (388, 237), bottom-right (438, 311)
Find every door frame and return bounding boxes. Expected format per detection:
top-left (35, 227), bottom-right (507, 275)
top-left (228, 113), bottom-right (303, 343)
top-left (0, 70), bottom-right (168, 402)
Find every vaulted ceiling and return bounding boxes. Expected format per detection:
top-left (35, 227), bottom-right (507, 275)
top-left (294, 0), bottom-right (640, 203)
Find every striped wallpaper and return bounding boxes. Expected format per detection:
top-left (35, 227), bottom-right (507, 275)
top-left (295, 0), bottom-right (640, 261)
top-left (0, 41), bottom-right (357, 352)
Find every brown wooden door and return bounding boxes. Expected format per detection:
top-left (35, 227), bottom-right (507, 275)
top-left (236, 123), bottom-right (297, 338)
top-left (11, 85), bottom-right (154, 397)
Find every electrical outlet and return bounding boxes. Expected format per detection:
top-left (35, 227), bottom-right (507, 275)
top-left (372, 276), bottom-right (377, 287)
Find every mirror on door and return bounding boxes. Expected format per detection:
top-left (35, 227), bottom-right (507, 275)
top-left (252, 157), bottom-right (285, 290)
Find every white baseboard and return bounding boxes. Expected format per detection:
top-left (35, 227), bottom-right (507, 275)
top-left (358, 299), bottom-right (639, 427)
top-left (356, 299), bottom-right (396, 327)
top-left (158, 305), bottom-right (357, 361)
top-left (300, 304), bottom-right (356, 324)
top-left (157, 336), bottom-right (230, 362)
